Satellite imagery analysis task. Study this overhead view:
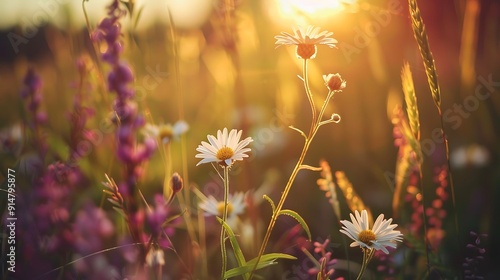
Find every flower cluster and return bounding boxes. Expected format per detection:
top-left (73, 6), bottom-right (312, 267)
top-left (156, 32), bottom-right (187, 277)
top-left (426, 165), bottom-right (449, 250)
top-left (92, 0), bottom-right (156, 265)
top-left (93, 0), bottom-right (156, 199)
top-left (405, 174), bottom-right (424, 235)
top-left (307, 239), bottom-right (338, 278)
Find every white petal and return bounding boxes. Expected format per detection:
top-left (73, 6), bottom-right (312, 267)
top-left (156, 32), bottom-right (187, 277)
top-left (350, 212), bottom-right (362, 231)
top-left (221, 128), bottom-right (229, 146)
top-left (200, 141), bottom-right (218, 154)
top-left (360, 210), bottom-right (369, 230)
top-left (340, 229), bottom-right (358, 242)
top-left (207, 135), bottom-right (221, 150)
top-left (196, 158), bottom-right (216, 166)
top-left (372, 213), bottom-right (385, 234)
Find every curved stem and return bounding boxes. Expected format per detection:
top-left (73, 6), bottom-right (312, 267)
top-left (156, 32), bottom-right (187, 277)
top-left (220, 166), bottom-right (230, 279)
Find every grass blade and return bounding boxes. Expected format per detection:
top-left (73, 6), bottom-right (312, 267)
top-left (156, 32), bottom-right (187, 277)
top-left (225, 253), bottom-right (296, 279)
top-left (278, 209), bottom-right (312, 241)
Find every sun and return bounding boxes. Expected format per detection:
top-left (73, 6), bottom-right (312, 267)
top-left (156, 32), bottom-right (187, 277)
top-left (274, 0), bottom-right (355, 18)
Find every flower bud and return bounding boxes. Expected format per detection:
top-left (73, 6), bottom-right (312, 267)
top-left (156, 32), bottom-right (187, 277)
top-left (170, 172), bottom-right (184, 194)
top-left (165, 172), bottom-right (183, 203)
top-left (323, 73), bottom-right (346, 92)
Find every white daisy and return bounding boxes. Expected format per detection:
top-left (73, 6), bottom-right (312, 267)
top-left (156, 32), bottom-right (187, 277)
top-left (198, 192), bottom-right (246, 225)
top-left (275, 25), bottom-right (338, 59)
top-left (195, 128), bottom-right (253, 167)
top-left (340, 210), bottom-right (403, 254)
top-left (143, 120), bottom-right (189, 144)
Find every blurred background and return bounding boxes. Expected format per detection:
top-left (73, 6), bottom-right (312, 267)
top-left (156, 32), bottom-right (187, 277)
top-left (0, 0), bottom-right (499, 278)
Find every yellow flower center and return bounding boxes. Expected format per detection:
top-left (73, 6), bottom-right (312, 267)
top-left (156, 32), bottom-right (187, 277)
top-left (158, 125), bottom-right (173, 141)
top-left (216, 201), bottom-right (233, 217)
top-left (296, 44), bottom-right (317, 60)
top-left (216, 146), bottom-right (234, 162)
top-left (358, 230), bottom-right (376, 245)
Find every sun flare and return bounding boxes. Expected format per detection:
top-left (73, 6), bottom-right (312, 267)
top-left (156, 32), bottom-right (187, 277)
top-left (275, 0), bottom-right (354, 18)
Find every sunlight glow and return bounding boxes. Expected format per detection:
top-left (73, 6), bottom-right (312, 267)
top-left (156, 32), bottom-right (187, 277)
top-left (275, 0), bottom-right (355, 18)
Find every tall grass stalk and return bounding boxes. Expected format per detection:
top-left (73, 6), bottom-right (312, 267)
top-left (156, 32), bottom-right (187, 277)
top-left (407, 0), bottom-right (459, 245)
top-left (167, 11), bottom-right (197, 244)
top-left (401, 63), bottom-right (431, 271)
top-left (250, 59), bottom-right (340, 279)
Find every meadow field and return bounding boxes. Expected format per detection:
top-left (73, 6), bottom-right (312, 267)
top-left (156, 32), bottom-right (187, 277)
top-left (0, 0), bottom-right (499, 279)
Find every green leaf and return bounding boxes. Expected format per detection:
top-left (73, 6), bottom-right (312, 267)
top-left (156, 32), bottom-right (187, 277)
top-left (224, 261), bottom-right (277, 279)
top-left (247, 253), bottom-right (297, 265)
top-left (262, 195), bottom-right (275, 214)
top-left (278, 209), bottom-right (312, 241)
top-left (225, 253), bottom-right (296, 278)
top-left (216, 217), bottom-right (248, 279)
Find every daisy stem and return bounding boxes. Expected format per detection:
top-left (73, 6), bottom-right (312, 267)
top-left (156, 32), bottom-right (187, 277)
top-left (303, 59), bottom-right (318, 131)
top-left (220, 166), bottom-right (230, 279)
top-left (250, 58), bottom-right (338, 280)
top-left (355, 248), bottom-right (374, 280)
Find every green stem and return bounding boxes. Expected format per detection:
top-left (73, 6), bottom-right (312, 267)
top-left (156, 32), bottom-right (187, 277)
top-left (303, 59), bottom-right (318, 134)
top-left (355, 248), bottom-right (374, 280)
top-left (437, 107), bottom-right (460, 243)
top-left (220, 166), bottom-right (230, 279)
top-left (249, 59), bottom-right (339, 279)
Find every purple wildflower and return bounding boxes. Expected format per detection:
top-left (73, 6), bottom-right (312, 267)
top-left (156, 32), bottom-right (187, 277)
top-left (425, 165), bottom-right (449, 250)
top-left (145, 194), bottom-right (177, 249)
top-left (73, 203), bottom-right (115, 255)
top-left (93, 0), bottom-right (155, 263)
top-left (68, 58), bottom-right (95, 162)
top-left (373, 247), bottom-right (397, 279)
top-left (93, 0), bottom-right (155, 197)
top-left (463, 232), bottom-right (487, 280)
top-left (306, 239), bottom-right (340, 279)
top-left (20, 68), bottom-right (47, 159)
